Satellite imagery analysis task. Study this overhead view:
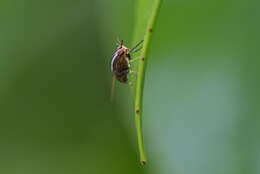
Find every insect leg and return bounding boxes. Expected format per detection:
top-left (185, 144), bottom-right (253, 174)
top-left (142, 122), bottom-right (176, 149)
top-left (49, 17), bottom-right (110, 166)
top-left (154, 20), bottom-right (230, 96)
top-left (128, 82), bottom-right (134, 86)
top-left (129, 70), bottom-right (138, 75)
top-left (129, 57), bottom-right (144, 63)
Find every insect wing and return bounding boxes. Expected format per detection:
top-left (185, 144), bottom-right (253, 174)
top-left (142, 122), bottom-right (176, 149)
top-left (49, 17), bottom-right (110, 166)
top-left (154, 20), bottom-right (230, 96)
top-left (111, 48), bottom-right (125, 72)
top-left (111, 52), bottom-right (118, 72)
top-left (110, 75), bottom-right (116, 102)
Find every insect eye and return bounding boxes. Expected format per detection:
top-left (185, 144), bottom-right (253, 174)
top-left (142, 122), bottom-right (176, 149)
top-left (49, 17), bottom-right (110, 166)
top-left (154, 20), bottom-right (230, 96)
top-left (125, 49), bottom-right (130, 54)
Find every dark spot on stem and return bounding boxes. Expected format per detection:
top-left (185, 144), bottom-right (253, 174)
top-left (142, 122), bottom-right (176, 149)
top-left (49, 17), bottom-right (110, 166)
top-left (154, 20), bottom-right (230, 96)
top-left (140, 160), bottom-right (146, 165)
top-left (149, 28), bottom-right (153, 32)
top-left (135, 109), bottom-right (140, 114)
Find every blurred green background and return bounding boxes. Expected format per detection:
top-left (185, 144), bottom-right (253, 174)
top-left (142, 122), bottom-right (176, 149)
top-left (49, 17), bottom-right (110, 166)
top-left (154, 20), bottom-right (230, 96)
top-left (0, 0), bottom-right (259, 174)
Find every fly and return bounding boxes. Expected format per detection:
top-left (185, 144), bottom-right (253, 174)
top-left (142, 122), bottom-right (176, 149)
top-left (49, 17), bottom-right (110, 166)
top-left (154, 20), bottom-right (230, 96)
top-left (110, 39), bottom-right (144, 100)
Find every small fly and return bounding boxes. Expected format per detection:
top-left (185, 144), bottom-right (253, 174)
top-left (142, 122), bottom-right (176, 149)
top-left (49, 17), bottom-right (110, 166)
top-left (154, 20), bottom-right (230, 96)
top-left (110, 39), bottom-right (144, 100)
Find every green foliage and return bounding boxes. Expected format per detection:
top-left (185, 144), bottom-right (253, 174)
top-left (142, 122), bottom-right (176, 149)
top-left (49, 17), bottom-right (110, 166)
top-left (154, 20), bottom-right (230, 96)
top-left (0, 0), bottom-right (259, 173)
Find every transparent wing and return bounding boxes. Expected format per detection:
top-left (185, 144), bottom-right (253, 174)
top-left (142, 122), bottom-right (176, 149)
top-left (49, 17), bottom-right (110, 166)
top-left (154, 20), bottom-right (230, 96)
top-left (110, 75), bottom-right (116, 102)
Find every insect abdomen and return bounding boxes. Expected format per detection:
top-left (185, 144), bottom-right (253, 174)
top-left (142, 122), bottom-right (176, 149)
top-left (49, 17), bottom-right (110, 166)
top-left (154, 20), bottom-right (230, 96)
top-left (115, 69), bottom-right (129, 83)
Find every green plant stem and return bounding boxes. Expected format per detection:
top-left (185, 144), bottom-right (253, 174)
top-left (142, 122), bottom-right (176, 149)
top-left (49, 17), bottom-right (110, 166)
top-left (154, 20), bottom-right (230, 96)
top-left (134, 0), bottom-right (163, 165)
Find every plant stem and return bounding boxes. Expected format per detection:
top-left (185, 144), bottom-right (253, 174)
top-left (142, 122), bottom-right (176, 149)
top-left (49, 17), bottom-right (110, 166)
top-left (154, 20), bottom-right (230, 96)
top-left (134, 0), bottom-right (163, 165)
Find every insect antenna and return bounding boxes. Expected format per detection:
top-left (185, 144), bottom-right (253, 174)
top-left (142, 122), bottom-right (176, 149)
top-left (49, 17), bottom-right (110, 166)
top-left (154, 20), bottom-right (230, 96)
top-left (131, 46), bottom-right (143, 53)
top-left (116, 40), bottom-right (124, 47)
top-left (116, 37), bottom-right (121, 46)
top-left (130, 40), bottom-right (144, 53)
